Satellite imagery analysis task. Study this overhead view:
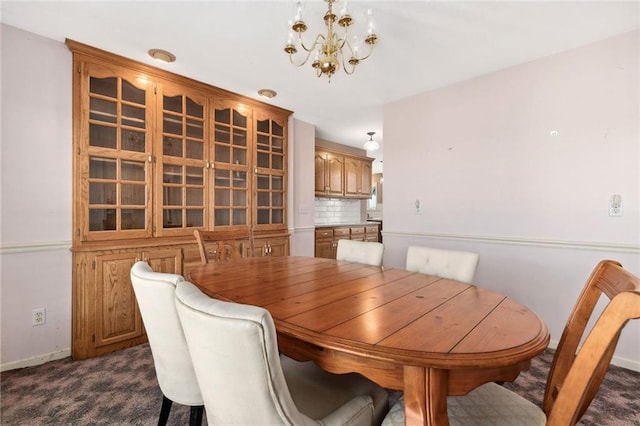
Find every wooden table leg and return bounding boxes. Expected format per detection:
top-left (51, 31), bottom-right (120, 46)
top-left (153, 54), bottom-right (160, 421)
top-left (404, 366), bottom-right (450, 426)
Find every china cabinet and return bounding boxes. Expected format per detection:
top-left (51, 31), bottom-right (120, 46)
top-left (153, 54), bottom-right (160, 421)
top-left (68, 40), bottom-right (291, 359)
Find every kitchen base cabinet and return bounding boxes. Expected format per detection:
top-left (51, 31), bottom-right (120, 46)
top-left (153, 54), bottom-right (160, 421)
top-left (314, 228), bottom-right (335, 259)
top-left (314, 225), bottom-right (379, 259)
top-left (365, 225), bottom-right (380, 242)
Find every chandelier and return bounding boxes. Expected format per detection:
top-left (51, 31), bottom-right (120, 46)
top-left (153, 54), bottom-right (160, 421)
top-left (284, 0), bottom-right (379, 80)
top-left (363, 131), bottom-right (379, 151)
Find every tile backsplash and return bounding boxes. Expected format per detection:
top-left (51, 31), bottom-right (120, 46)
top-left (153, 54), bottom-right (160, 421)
top-left (314, 198), bottom-right (362, 224)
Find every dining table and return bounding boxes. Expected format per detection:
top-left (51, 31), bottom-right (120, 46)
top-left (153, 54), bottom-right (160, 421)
top-left (187, 256), bottom-right (550, 426)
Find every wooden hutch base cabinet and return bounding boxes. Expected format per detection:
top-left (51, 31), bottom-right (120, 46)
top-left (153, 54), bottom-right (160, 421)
top-left (68, 40), bottom-right (291, 359)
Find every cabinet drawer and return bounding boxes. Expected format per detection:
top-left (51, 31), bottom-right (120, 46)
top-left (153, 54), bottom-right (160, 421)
top-left (365, 225), bottom-right (378, 233)
top-left (350, 226), bottom-right (365, 236)
top-left (333, 227), bottom-right (351, 238)
top-left (315, 228), bottom-right (333, 239)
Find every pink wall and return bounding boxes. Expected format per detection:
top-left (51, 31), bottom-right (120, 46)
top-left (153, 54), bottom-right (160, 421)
top-left (1, 24), bottom-right (73, 368)
top-left (383, 30), bottom-right (639, 369)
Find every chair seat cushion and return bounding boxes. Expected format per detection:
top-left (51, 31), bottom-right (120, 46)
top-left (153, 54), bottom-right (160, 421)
top-left (383, 382), bottom-right (546, 426)
top-left (281, 356), bottom-right (389, 425)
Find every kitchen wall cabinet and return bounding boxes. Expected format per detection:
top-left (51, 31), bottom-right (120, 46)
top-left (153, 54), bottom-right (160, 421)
top-left (344, 157), bottom-right (372, 198)
top-left (315, 148), bottom-right (372, 199)
top-left (68, 40), bottom-right (291, 359)
top-left (315, 150), bottom-right (344, 197)
top-left (314, 224), bottom-right (380, 259)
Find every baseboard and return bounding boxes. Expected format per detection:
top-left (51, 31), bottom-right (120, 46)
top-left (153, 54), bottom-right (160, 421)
top-left (1, 348), bottom-right (71, 372)
top-left (1, 342), bottom-right (637, 375)
top-left (548, 339), bottom-right (639, 372)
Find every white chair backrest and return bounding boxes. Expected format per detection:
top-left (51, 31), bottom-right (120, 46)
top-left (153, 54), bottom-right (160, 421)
top-left (405, 246), bottom-right (479, 283)
top-left (130, 262), bottom-right (202, 406)
top-left (336, 239), bottom-right (384, 267)
top-left (175, 280), bottom-right (322, 425)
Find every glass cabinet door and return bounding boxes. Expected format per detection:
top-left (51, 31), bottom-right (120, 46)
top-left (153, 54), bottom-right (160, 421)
top-left (157, 84), bottom-right (207, 235)
top-left (211, 103), bottom-right (250, 229)
top-left (254, 113), bottom-right (287, 230)
top-left (84, 67), bottom-right (153, 240)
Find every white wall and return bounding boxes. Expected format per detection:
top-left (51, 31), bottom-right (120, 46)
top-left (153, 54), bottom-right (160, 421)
top-left (383, 30), bottom-right (640, 370)
top-left (289, 117), bottom-right (316, 257)
top-left (1, 24), bottom-right (73, 369)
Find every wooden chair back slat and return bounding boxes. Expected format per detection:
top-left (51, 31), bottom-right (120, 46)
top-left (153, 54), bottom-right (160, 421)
top-left (193, 229), bottom-right (250, 264)
top-left (544, 260), bottom-right (640, 425)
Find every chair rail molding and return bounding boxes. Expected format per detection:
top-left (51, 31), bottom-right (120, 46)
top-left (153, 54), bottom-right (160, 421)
top-left (384, 231), bottom-right (640, 254)
top-left (0, 241), bottom-right (73, 255)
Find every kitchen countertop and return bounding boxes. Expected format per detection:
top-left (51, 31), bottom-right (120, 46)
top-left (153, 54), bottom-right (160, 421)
top-left (314, 222), bottom-right (380, 228)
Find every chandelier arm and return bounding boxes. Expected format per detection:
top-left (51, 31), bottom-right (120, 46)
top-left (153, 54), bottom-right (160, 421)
top-left (343, 58), bottom-right (356, 74)
top-left (288, 49), bottom-right (315, 68)
top-left (298, 33), bottom-right (326, 54)
top-left (336, 46), bottom-right (354, 75)
top-left (340, 37), bottom-right (354, 56)
top-left (288, 33), bottom-right (329, 68)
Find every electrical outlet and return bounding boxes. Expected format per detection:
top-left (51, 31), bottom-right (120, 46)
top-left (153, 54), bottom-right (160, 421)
top-left (32, 308), bottom-right (46, 326)
top-left (609, 194), bottom-right (623, 217)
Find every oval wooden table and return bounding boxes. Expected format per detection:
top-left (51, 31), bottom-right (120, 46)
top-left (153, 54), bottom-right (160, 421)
top-left (188, 256), bottom-right (550, 426)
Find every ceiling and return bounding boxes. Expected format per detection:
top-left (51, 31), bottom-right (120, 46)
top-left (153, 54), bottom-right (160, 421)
top-left (2, 1), bottom-right (638, 169)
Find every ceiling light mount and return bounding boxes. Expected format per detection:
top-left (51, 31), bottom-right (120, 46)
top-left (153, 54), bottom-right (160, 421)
top-left (258, 89), bottom-right (277, 99)
top-left (148, 48), bottom-right (176, 63)
top-left (363, 131), bottom-right (379, 151)
top-left (284, 0), bottom-right (379, 81)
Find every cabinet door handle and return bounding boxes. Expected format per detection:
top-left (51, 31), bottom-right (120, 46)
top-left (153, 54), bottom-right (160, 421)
top-left (148, 154), bottom-right (153, 163)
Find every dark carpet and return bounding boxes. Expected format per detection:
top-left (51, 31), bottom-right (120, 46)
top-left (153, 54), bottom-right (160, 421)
top-left (1, 344), bottom-right (638, 425)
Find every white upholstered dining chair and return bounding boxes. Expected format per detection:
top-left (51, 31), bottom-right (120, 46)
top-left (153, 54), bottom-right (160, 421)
top-left (174, 280), bottom-right (389, 426)
top-left (383, 259), bottom-right (640, 425)
top-left (336, 239), bottom-right (385, 268)
top-left (405, 245), bottom-right (479, 283)
top-left (130, 262), bottom-right (204, 426)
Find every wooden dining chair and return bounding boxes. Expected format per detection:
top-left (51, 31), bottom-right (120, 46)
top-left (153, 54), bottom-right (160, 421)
top-left (382, 259), bottom-right (640, 425)
top-left (405, 245), bottom-right (479, 283)
top-left (336, 239), bottom-right (385, 267)
top-left (175, 280), bottom-right (390, 426)
top-left (193, 229), bottom-right (249, 264)
top-left (130, 262), bottom-right (204, 426)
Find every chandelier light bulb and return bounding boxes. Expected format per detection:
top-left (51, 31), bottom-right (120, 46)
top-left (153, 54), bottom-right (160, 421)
top-left (294, 1), bottom-right (304, 22)
top-left (340, 0), bottom-right (349, 16)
